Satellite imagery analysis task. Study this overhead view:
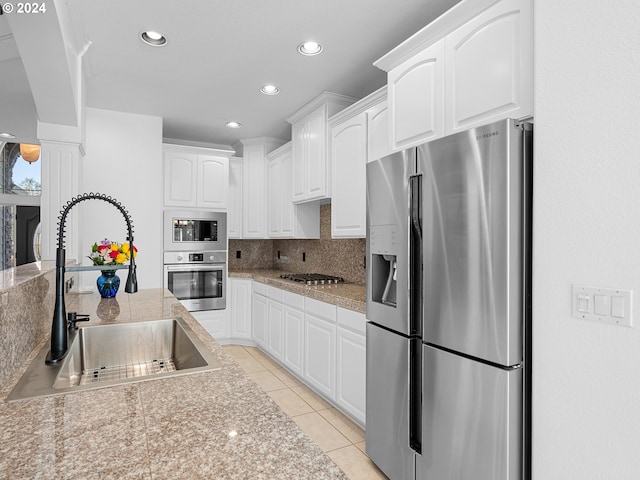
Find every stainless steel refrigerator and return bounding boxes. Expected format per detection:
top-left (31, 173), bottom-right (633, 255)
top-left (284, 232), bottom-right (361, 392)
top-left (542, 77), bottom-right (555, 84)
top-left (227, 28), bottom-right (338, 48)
top-left (365, 118), bottom-right (532, 480)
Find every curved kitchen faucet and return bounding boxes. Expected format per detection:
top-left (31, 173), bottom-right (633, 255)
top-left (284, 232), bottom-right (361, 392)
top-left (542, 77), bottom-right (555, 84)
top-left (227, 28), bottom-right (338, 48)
top-left (45, 192), bottom-right (138, 365)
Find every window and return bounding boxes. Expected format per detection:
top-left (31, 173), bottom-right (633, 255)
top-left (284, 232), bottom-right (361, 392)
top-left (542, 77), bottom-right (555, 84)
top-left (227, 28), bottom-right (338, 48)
top-left (0, 142), bottom-right (41, 270)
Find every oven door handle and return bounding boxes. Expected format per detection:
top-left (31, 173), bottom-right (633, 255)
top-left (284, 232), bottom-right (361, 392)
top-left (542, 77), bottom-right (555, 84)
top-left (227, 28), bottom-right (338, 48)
top-left (165, 264), bottom-right (226, 271)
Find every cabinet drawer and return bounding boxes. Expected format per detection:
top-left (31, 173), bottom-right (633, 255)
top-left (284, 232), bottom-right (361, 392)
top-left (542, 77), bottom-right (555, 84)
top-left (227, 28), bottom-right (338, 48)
top-left (284, 290), bottom-right (305, 311)
top-left (252, 280), bottom-right (269, 297)
top-left (337, 307), bottom-right (366, 335)
top-left (305, 297), bottom-right (337, 322)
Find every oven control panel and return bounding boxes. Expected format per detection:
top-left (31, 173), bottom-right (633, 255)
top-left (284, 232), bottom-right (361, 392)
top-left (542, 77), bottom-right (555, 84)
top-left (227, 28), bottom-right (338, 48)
top-left (164, 250), bottom-right (227, 265)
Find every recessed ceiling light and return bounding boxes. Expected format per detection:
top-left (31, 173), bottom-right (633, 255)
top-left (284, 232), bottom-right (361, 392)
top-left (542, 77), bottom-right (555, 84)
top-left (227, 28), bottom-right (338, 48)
top-left (140, 30), bottom-right (167, 47)
top-left (225, 121), bottom-right (242, 129)
top-left (260, 84), bottom-right (280, 95)
top-left (0, 132), bottom-right (16, 139)
top-left (298, 41), bottom-right (323, 56)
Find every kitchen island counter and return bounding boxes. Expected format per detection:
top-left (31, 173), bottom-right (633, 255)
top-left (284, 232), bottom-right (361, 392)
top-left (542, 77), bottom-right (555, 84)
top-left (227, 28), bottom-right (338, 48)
top-left (0, 288), bottom-right (346, 479)
top-left (229, 270), bottom-right (366, 314)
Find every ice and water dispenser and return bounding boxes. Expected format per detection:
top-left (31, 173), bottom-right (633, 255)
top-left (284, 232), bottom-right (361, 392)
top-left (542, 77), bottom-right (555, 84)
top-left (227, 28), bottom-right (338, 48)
top-left (369, 224), bottom-right (398, 308)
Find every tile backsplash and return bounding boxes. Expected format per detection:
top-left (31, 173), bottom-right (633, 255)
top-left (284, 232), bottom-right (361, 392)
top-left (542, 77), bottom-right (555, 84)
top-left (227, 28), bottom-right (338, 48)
top-left (228, 204), bottom-right (366, 285)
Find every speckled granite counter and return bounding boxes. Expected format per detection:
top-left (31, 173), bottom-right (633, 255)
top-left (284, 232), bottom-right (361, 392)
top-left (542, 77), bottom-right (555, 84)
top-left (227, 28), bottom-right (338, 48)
top-left (0, 288), bottom-right (346, 479)
top-left (229, 270), bottom-right (366, 315)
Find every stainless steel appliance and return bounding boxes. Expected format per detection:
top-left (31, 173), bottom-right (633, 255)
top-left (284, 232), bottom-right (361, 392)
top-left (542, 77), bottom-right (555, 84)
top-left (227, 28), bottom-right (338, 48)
top-left (366, 118), bottom-right (532, 480)
top-left (163, 251), bottom-right (226, 311)
top-left (164, 210), bottom-right (227, 252)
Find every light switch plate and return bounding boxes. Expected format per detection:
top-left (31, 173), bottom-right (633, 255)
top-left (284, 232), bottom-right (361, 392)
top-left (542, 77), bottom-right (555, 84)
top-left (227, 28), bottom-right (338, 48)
top-left (572, 285), bottom-right (633, 327)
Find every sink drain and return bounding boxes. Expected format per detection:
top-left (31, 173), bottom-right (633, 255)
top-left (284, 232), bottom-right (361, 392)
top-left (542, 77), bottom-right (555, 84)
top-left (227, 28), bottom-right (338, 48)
top-left (79, 358), bottom-right (176, 385)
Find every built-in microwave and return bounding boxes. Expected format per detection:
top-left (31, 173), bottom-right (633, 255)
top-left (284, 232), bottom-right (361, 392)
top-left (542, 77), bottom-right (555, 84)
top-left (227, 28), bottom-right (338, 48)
top-left (163, 210), bottom-right (227, 252)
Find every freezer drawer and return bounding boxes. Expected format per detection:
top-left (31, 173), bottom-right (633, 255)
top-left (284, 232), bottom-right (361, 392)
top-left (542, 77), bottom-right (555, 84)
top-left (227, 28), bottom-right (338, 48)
top-left (365, 322), bottom-right (415, 480)
top-left (417, 344), bottom-right (522, 480)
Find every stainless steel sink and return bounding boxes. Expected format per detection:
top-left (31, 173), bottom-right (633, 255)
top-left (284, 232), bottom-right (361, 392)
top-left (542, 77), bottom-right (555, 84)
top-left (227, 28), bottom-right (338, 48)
top-left (6, 317), bottom-right (221, 402)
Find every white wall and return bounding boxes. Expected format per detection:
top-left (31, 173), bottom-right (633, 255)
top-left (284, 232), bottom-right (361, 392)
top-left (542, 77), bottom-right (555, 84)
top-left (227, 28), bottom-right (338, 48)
top-left (533, 1), bottom-right (640, 478)
top-left (79, 108), bottom-right (163, 290)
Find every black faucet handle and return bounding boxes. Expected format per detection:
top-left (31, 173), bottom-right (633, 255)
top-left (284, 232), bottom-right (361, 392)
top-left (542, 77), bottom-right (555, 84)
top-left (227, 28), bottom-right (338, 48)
top-left (67, 312), bottom-right (90, 330)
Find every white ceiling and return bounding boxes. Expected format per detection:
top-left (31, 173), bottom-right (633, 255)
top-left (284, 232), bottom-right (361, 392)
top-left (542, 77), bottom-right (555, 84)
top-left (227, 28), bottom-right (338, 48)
top-left (0, 0), bottom-right (461, 147)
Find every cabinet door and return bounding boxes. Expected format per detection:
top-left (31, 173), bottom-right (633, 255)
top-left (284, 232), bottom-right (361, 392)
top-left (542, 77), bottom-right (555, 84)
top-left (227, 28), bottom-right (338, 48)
top-left (278, 149), bottom-right (295, 236)
top-left (252, 292), bottom-right (269, 350)
top-left (164, 151), bottom-right (197, 206)
top-left (367, 99), bottom-right (390, 162)
top-left (266, 154), bottom-right (283, 236)
top-left (227, 157), bottom-right (243, 238)
top-left (268, 300), bottom-right (285, 361)
top-left (304, 312), bottom-right (336, 400)
top-left (331, 112), bottom-right (367, 238)
top-left (445, 0), bottom-right (533, 133)
top-left (197, 156), bottom-right (228, 209)
top-left (306, 105), bottom-right (329, 200)
top-left (283, 305), bottom-right (304, 377)
top-left (291, 121), bottom-right (307, 202)
top-left (388, 39), bottom-right (445, 150)
top-left (191, 310), bottom-right (228, 341)
top-left (336, 327), bottom-right (366, 425)
top-left (242, 146), bottom-right (266, 238)
top-left (230, 278), bottom-right (252, 339)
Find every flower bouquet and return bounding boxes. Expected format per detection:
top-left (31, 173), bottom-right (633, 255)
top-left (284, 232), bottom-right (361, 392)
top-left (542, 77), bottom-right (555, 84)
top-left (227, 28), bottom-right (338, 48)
top-left (88, 239), bottom-right (137, 265)
top-left (88, 239), bottom-right (138, 298)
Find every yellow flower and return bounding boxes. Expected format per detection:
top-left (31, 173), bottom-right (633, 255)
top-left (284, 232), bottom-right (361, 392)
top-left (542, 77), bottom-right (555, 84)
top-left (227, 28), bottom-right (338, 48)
top-left (110, 243), bottom-right (119, 251)
top-left (115, 253), bottom-right (128, 264)
top-left (121, 243), bottom-right (130, 254)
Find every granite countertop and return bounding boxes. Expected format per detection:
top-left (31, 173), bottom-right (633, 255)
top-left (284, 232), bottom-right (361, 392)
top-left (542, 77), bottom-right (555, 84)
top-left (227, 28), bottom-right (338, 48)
top-left (229, 270), bottom-right (366, 314)
top-left (0, 288), bottom-right (346, 479)
top-left (0, 260), bottom-right (59, 292)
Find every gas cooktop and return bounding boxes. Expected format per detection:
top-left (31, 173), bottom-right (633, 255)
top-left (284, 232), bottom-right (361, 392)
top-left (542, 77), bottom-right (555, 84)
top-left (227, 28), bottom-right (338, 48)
top-left (280, 273), bottom-right (345, 286)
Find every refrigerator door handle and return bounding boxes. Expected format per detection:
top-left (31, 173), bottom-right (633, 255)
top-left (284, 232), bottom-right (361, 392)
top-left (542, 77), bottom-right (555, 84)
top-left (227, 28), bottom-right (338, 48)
top-left (408, 173), bottom-right (423, 455)
top-left (408, 173), bottom-right (422, 336)
top-left (409, 338), bottom-right (422, 454)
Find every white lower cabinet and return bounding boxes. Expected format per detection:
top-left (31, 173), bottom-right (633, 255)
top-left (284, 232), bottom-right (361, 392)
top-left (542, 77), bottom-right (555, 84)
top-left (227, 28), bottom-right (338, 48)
top-left (230, 278), bottom-right (252, 342)
top-left (251, 285), bottom-right (269, 350)
top-left (267, 287), bottom-right (285, 361)
top-left (190, 309), bottom-right (229, 340)
top-left (188, 280), bottom-right (366, 425)
top-left (245, 281), bottom-right (366, 426)
top-left (304, 306), bottom-right (337, 401)
top-left (336, 307), bottom-right (367, 425)
top-left (283, 291), bottom-right (305, 377)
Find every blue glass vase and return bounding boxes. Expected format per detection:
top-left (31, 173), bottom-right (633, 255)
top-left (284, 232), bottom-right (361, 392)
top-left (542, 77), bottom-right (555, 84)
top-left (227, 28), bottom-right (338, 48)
top-left (97, 270), bottom-right (120, 298)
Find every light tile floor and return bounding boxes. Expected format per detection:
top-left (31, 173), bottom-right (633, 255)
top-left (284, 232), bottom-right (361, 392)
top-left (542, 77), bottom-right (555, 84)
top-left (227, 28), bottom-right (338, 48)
top-left (223, 345), bottom-right (388, 480)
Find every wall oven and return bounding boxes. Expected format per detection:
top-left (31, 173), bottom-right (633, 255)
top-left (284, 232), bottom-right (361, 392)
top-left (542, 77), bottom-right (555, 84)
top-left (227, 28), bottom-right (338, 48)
top-left (163, 251), bottom-right (226, 311)
top-left (164, 210), bottom-right (227, 252)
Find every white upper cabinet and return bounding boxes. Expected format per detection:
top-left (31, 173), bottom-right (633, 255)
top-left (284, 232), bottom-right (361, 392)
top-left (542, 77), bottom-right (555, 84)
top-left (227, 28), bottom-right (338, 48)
top-left (266, 142), bottom-right (320, 239)
top-left (163, 151), bottom-right (196, 206)
top-left (366, 98), bottom-right (391, 163)
top-left (375, 0), bottom-right (533, 148)
top-left (388, 39), bottom-right (445, 150)
top-left (266, 145), bottom-right (288, 237)
top-left (234, 137), bottom-right (286, 239)
top-left (329, 87), bottom-right (386, 238)
top-left (445, 0), bottom-right (533, 133)
top-left (227, 157), bottom-right (243, 239)
top-left (331, 112), bottom-right (367, 238)
top-left (163, 144), bottom-right (233, 209)
top-left (197, 156), bottom-right (228, 208)
top-left (287, 92), bottom-right (357, 203)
